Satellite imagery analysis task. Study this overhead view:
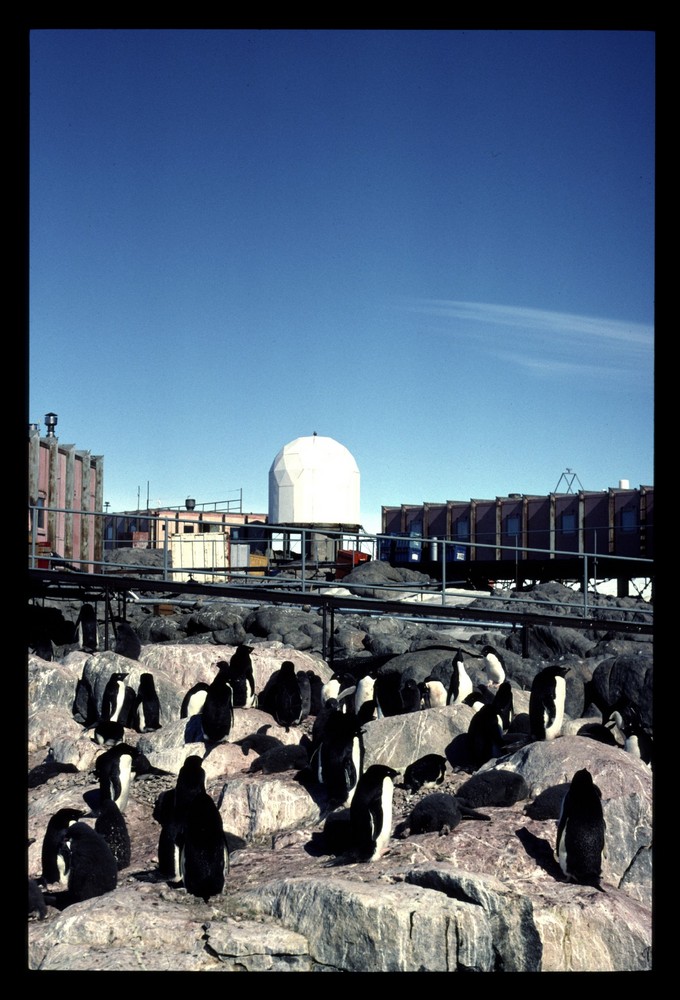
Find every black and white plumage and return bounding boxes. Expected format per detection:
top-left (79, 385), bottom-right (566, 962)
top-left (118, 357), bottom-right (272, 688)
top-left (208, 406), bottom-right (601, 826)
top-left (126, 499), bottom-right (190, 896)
top-left (420, 677), bottom-right (448, 709)
top-left (41, 807), bottom-right (85, 885)
top-left (529, 665), bottom-right (569, 741)
top-left (94, 799), bottom-right (131, 871)
top-left (224, 645), bottom-right (258, 709)
top-left (555, 768), bottom-right (606, 889)
top-left (178, 791), bottom-right (229, 902)
top-left (132, 672), bottom-right (162, 732)
top-left (153, 755), bottom-right (207, 883)
top-left (354, 673), bottom-right (376, 720)
top-left (350, 764), bottom-right (399, 860)
top-left (296, 670), bottom-right (312, 721)
top-left (101, 671), bottom-right (134, 726)
top-left (94, 743), bottom-right (137, 812)
top-left (29, 878), bottom-right (47, 920)
top-left (608, 702), bottom-right (653, 767)
top-left (447, 650), bottom-right (474, 705)
top-left (306, 671), bottom-right (324, 716)
top-left (481, 645), bottom-right (506, 688)
top-left (271, 661), bottom-right (305, 730)
top-left (373, 671), bottom-right (403, 718)
top-left (91, 720), bottom-right (125, 746)
top-left (466, 703), bottom-right (504, 769)
top-left (60, 822), bottom-right (118, 903)
top-left (201, 664), bottom-right (234, 744)
top-left (313, 709), bottom-right (364, 807)
top-left (180, 682), bottom-right (210, 719)
top-left (74, 602), bottom-right (98, 652)
top-left (490, 680), bottom-right (514, 731)
top-left (402, 753), bottom-right (447, 793)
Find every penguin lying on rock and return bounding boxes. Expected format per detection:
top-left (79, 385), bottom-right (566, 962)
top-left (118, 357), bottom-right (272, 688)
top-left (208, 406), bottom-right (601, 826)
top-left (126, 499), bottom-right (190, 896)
top-left (395, 793), bottom-right (491, 838)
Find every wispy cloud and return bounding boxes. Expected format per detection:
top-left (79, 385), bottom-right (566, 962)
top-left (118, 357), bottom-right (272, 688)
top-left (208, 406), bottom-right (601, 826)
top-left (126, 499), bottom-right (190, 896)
top-left (408, 299), bottom-right (653, 379)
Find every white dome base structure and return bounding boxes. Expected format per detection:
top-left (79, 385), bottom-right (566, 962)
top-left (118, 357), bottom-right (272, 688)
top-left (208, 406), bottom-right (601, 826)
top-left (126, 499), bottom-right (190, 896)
top-left (269, 434), bottom-right (361, 526)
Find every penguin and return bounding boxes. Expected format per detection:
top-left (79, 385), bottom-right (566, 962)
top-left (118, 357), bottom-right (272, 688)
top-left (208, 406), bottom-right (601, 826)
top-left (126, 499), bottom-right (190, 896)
top-left (236, 730), bottom-right (284, 757)
top-left (271, 661), bottom-right (304, 731)
top-left (395, 793), bottom-right (490, 838)
top-left (114, 621), bottom-right (142, 660)
top-left (28, 877), bottom-right (47, 920)
top-left (91, 720), bottom-right (125, 746)
top-left (314, 709), bottom-right (364, 808)
top-left (402, 753), bottom-right (447, 794)
top-left (420, 677), bottom-right (448, 709)
top-left (401, 677), bottom-right (424, 713)
top-left (201, 663), bottom-right (234, 744)
top-left (153, 755), bottom-right (206, 883)
top-left (74, 602), bottom-right (98, 652)
top-left (610, 702), bottom-right (653, 766)
top-left (455, 770), bottom-right (530, 809)
top-left (94, 743), bottom-right (137, 812)
top-left (555, 768), bottom-right (606, 889)
top-left (224, 645), bottom-right (258, 709)
top-left (60, 822), bottom-right (118, 903)
top-left (178, 791), bottom-right (229, 901)
top-left (306, 670), bottom-right (324, 716)
top-left (491, 680), bottom-right (514, 731)
top-left (466, 703), bottom-right (504, 769)
top-left (296, 670), bottom-right (312, 722)
top-left (72, 676), bottom-right (98, 727)
top-left (350, 764), bottom-right (399, 861)
top-left (447, 650), bottom-right (474, 706)
top-left (529, 665), bottom-right (570, 741)
top-left (373, 671), bottom-right (404, 718)
top-left (481, 645), bottom-right (506, 688)
top-left (180, 682), bottom-right (210, 719)
top-left (132, 672), bottom-right (162, 733)
top-left (354, 673), bottom-right (376, 720)
top-left (247, 744), bottom-right (309, 774)
top-left (101, 671), bottom-right (135, 727)
top-left (28, 748), bottom-right (78, 788)
top-left (94, 799), bottom-right (131, 871)
top-left (41, 807), bottom-right (85, 884)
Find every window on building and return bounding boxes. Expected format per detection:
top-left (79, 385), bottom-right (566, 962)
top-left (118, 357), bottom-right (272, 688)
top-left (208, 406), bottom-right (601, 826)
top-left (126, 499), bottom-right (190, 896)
top-left (455, 518), bottom-right (470, 540)
top-left (506, 514), bottom-right (521, 537)
top-left (561, 512), bottom-right (577, 534)
top-left (621, 508), bottom-right (637, 532)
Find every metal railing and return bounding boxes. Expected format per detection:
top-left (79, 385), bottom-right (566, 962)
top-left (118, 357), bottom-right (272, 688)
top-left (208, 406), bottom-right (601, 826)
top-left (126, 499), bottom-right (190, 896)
top-left (28, 505), bottom-right (653, 622)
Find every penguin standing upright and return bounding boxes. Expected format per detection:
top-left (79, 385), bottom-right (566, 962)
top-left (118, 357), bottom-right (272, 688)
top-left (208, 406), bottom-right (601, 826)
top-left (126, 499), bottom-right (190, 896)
top-left (41, 807), bottom-right (85, 885)
top-left (296, 670), bottom-right (312, 721)
top-left (350, 764), bottom-right (399, 860)
top-left (225, 645), bottom-right (258, 709)
top-left (373, 672), bottom-right (403, 718)
top-left (178, 791), bottom-right (229, 901)
top-left (201, 663), bottom-right (234, 744)
top-left (60, 822), bottom-right (118, 903)
top-left (447, 650), bottom-right (474, 705)
top-left (481, 645), bottom-right (506, 689)
top-left (101, 671), bottom-right (134, 726)
top-left (271, 661), bottom-right (304, 731)
top-left (420, 677), bottom-right (448, 709)
top-left (529, 665), bottom-right (570, 741)
top-left (94, 799), bottom-right (131, 871)
top-left (94, 743), bottom-right (137, 812)
top-left (354, 673), bottom-right (376, 721)
top-left (466, 703), bottom-right (504, 769)
top-left (314, 709), bottom-right (364, 807)
top-left (74, 603), bottom-right (98, 652)
top-left (153, 755), bottom-right (207, 883)
top-left (180, 682), bottom-right (210, 719)
top-left (491, 680), bottom-right (514, 732)
top-left (132, 672), bottom-right (162, 733)
top-left (555, 768), bottom-right (606, 889)
top-left (114, 621), bottom-right (142, 660)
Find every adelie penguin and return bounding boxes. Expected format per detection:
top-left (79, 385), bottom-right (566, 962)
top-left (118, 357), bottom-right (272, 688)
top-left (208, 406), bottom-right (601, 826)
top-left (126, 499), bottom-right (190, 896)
top-left (271, 660), bottom-right (305, 731)
top-left (395, 793), bottom-right (490, 838)
top-left (74, 602), bottom-right (98, 652)
top-left (224, 645), bottom-right (258, 709)
top-left (94, 743), bottom-right (137, 812)
top-left (481, 645), bottom-right (506, 689)
top-left (529, 665), bottom-right (569, 741)
top-left (555, 768), bottom-right (606, 890)
top-left (313, 709), bottom-right (364, 808)
top-left (101, 671), bottom-right (135, 727)
top-left (349, 764), bottom-right (400, 861)
top-left (466, 703), bottom-right (504, 769)
top-left (57, 822), bottom-right (118, 905)
top-left (132, 672), bottom-right (162, 733)
top-left (40, 807), bottom-right (85, 885)
top-left (178, 791), bottom-right (229, 902)
top-left (114, 620), bottom-right (142, 661)
top-left (93, 799), bottom-right (132, 871)
top-left (201, 663), bottom-right (234, 744)
top-left (447, 650), bottom-right (473, 706)
top-left (402, 753), bottom-right (448, 794)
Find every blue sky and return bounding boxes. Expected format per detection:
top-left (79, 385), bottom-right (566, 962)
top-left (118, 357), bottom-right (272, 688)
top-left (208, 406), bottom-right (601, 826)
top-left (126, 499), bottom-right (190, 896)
top-left (29, 29), bottom-right (654, 533)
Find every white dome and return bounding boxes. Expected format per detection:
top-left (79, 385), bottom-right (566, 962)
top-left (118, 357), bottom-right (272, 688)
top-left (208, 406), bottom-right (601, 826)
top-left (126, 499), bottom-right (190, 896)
top-left (268, 434), bottom-right (361, 525)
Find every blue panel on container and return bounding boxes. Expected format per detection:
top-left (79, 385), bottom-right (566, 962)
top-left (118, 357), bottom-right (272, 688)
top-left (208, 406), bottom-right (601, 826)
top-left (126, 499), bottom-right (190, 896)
top-left (453, 545), bottom-right (466, 561)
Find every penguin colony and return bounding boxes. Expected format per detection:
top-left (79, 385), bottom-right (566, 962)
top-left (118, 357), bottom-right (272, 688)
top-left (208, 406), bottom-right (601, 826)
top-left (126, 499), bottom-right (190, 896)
top-left (30, 609), bottom-right (651, 919)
